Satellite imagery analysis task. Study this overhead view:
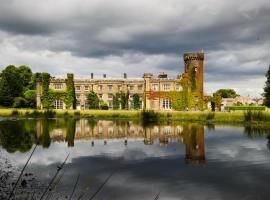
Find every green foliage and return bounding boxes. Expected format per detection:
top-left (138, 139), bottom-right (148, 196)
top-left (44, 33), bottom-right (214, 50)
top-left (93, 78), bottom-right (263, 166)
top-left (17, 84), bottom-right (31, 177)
top-left (18, 65), bottom-right (33, 90)
top-left (65, 73), bottom-right (76, 109)
top-left (166, 90), bottom-right (195, 111)
top-left (113, 93), bottom-right (120, 110)
top-left (263, 65), bottom-right (270, 107)
top-left (141, 110), bottom-right (159, 125)
top-left (24, 89), bottom-right (36, 108)
top-left (12, 97), bottom-right (28, 108)
top-left (216, 89), bottom-right (239, 98)
top-left (133, 93), bottom-right (140, 110)
top-left (87, 91), bottom-right (100, 109)
top-left (0, 65), bottom-right (23, 106)
top-left (211, 93), bottom-right (222, 111)
top-left (225, 106), bottom-right (266, 111)
top-left (120, 91), bottom-right (128, 110)
top-left (244, 111), bottom-right (270, 122)
top-left (41, 73), bottom-right (54, 109)
top-left (100, 102), bottom-right (109, 110)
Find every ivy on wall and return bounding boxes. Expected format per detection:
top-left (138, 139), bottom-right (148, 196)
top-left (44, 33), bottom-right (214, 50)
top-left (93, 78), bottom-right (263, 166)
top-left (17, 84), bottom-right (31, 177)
top-left (41, 73), bottom-right (54, 109)
top-left (65, 74), bottom-right (76, 109)
top-left (40, 73), bottom-right (76, 109)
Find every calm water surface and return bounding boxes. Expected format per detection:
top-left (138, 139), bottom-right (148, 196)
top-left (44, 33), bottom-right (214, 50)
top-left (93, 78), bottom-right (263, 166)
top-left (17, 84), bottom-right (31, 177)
top-left (1, 118), bottom-right (270, 200)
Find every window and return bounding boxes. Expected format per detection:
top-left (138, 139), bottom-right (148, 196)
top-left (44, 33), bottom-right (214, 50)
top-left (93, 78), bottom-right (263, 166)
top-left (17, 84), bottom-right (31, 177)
top-left (152, 84), bottom-right (158, 91)
top-left (162, 98), bottom-right (171, 110)
top-left (76, 86), bottom-right (81, 91)
top-left (138, 85), bottom-right (143, 91)
top-left (163, 84), bottom-right (171, 91)
top-left (76, 95), bottom-right (80, 100)
top-left (85, 86), bottom-right (89, 91)
top-left (54, 83), bottom-right (63, 90)
top-left (108, 85), bottom-right (113, 91)
top-left (98, 85), bottom-right (103, 91)
top-left (98, 94), bottom-right (103, 98)
top-left (108, 93), bottom-right (113, 99)
top-left (108, 101), bottom-right (113, 109)
top-left (129, 85), bottom-right (134, 91)
top-left (54, 99), bottom-right (63, 109)
top-left (175, 84), bottom-right (182, 91)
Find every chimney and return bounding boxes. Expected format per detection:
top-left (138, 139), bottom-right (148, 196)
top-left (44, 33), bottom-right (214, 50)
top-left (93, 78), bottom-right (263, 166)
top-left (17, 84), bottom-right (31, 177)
top-left (124, 73), bottom-right (127, 79)
top-left (103, 74), bottom-right (106, 78)
top-left (91, 73), bottom-right (94, 79)
top-left (158, 72), bottom-right (167, 78)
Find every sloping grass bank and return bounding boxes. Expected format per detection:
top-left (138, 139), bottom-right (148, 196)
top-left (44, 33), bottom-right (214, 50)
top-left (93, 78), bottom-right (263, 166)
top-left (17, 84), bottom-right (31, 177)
top-left (0, 109), bottom-right (270, 124)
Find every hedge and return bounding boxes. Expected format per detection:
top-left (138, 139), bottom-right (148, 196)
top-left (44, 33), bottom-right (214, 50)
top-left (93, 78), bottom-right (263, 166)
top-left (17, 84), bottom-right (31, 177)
top-left (224, 106), bottom-right (266, 111)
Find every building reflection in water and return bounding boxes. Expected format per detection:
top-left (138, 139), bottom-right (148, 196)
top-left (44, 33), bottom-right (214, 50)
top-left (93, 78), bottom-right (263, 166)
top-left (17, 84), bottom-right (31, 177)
top-left (36, 119), bottom-right (205, 165)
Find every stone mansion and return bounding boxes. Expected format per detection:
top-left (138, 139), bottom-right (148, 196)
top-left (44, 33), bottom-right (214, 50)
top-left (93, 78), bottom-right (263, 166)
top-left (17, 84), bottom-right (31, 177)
top-left (36, 52), bottom-right (204, 111)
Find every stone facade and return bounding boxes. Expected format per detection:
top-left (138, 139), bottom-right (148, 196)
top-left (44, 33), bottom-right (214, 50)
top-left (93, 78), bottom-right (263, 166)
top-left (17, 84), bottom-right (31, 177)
top-left (36, 52), bottom-right (204, 111)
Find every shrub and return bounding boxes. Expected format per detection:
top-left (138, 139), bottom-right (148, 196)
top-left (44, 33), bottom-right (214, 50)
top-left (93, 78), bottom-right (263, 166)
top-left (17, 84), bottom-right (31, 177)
top-left (225, 106), bottom-right (266, 111)
top-left (100, 102), bottom-right (109, 110)
top-left (12, 97), bottom-right (27, 108)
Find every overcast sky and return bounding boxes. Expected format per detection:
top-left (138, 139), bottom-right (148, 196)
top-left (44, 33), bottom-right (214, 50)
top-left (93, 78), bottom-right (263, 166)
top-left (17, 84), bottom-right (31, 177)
top-left (0, 0), bottom-right (269, 97)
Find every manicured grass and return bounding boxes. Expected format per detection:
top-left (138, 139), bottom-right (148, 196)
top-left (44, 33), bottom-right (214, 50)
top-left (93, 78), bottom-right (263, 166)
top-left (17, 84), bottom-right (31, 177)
top-left (0, 108), bottom-right (270, 124)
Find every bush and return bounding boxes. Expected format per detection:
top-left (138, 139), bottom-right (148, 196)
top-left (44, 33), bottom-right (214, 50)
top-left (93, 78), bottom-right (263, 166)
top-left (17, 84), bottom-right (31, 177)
top-left (100, 102), bottom-right (109, 110)
top-left (206, 112), bottom-right (215, 120)
top-left (244, 111), bottom-right (270, 122)
top-left (12, 97), bottom-right (27, 108)
top-left (225, 106), bottom-right (266, 111)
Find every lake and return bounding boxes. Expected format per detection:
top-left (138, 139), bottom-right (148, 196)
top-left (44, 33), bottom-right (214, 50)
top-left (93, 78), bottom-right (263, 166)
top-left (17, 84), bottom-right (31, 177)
top-left (1, 118), bottom-right (270, 200)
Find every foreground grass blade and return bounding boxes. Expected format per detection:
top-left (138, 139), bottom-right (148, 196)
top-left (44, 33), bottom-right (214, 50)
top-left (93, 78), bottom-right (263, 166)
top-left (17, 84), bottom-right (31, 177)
top-left (39, 153), bottom-right (70, 200)
top-left (69, 173), bottom-right (80, 200)
top-left (8, 144), bottom-right (37, 200)
top-left (88, 171), bottom-right (115, 200)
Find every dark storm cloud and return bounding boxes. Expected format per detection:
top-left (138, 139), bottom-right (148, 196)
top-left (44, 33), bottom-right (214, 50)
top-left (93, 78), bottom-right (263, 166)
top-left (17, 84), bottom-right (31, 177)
top-left (0, 0), bottom-right (269, 96)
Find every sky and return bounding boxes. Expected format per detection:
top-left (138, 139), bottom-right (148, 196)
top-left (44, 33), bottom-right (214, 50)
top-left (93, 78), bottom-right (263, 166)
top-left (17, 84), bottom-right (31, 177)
top-left (0, 0), bottom-right (269, 97)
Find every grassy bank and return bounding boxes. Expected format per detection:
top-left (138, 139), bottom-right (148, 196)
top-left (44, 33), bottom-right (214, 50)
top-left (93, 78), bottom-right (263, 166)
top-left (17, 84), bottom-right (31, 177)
top-left (0, 108), bottom-right (270, 124)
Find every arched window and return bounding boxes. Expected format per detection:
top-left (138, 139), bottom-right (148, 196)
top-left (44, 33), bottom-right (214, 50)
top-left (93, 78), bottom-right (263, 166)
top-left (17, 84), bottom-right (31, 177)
top-left (54, 99), bottom-right (63, 109)
top-left (162, 98), bottom-right (171, 110)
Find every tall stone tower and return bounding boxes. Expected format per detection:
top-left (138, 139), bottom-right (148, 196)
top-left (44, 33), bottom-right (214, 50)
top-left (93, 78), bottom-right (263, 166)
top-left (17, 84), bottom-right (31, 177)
top-left (183, 52), bottom-right (204, 110)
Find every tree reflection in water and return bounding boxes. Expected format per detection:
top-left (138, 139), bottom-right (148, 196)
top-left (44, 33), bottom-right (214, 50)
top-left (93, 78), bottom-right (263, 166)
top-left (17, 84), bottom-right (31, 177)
top-left (0, 119), bottom-right (207, 165)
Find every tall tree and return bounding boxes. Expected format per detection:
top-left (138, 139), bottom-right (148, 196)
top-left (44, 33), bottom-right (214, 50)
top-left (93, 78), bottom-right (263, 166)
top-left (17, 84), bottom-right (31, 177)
top-left (87, 91), bottom-right (100, 109)
top-left (0, 65), bottom-right (23, 106)
top-left (113, 93), bottom-right (120, 110)
top-left (18, 65), bottom-right (33, 90)
top-left (263, 65), bottom-right (270, 107)
top-left (133, 93), bottom-right (140, 110)
top-left (215, 89), bottom-right (239, 98)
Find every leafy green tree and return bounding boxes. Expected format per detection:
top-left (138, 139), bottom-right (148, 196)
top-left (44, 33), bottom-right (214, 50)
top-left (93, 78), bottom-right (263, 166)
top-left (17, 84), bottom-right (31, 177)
top-left (120, 91), bottom-right (128, 109)
top-left (12, 97), bottom-right (27, 108)
top-left (263, 65), bottom-right (270, 107)
top-left (215, 89), bottom-right (239, 98)
top-left (113, 93), bottom-right (120, 110)
top-left (87, 91), bottom-right (99, 109)
top-left (18, 65), bottom-right (33, 90)
top-left (0, 65), bottom-right (23, 106)
top-left (133, 93), bottom-right (140, 110)
top-left (24, 89), bottom-right (36, 108)
top-left (211, 92), bottom-right (222, 111)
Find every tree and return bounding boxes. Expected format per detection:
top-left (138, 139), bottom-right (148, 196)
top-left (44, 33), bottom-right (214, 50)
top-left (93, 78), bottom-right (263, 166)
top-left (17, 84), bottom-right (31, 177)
top-left (100, 102), bottom-right (109, 110)
top-left (0, 65), bottom-right (23, 106)
top-left (87, 91), bottom-right (99, 109)
top-left (120, 91), bottom-right (127, 109)
top-left (113, 93), bottom-right (120, 110)
top-left (133, 93), bottom-right (140, 110)
top-left (211, 92), bottom-right (222, 111)
top-left (24, 89), bottom-right (36, 108)
top-left (215, 89), bottom-right (239, 98)
top-left (263, 65), bottom-right (270, 107)
top-left (18, 65), bottom-right (33, 90)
